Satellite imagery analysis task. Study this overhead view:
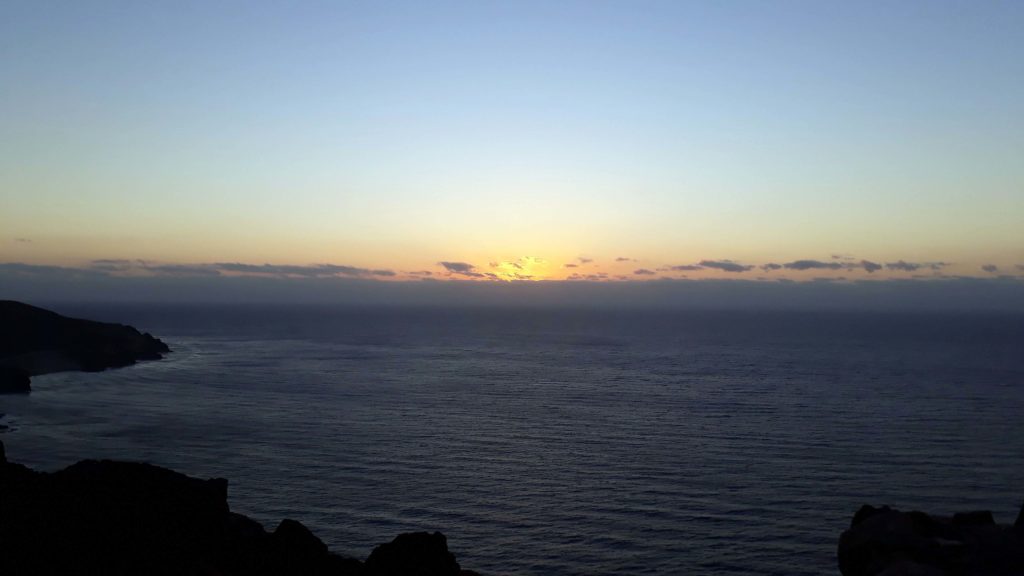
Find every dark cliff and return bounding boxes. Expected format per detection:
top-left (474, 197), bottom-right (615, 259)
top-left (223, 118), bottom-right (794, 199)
top-left (838, 503), bottom-right (1024, 575)
top-left (0, 440), bottom-right (477, 576)
top-left (0, 300), bottom-right (170, 392)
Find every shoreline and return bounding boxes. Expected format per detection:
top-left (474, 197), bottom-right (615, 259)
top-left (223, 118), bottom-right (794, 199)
top-left (0, 300), bottom-right (171, 393)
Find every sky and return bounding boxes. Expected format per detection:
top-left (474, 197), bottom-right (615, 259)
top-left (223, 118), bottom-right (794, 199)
top-left (2, 1), bottom-right (1023, 304)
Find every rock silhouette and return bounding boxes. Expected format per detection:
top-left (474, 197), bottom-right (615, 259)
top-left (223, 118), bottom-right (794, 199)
top-left (0, 300), bottom-right (171, 392)
top-left (0, 440), bottom-right (476, 575)
top-left (0, 365), bottom-right (30, 393)
top-left (838, 503), bottom-right (1024, 575)
top-left (366, 532), bottom-right (463, 576)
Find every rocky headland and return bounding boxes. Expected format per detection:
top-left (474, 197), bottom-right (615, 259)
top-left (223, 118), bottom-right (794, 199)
top-left (0, 301), bottom-right (476, 574)
top-left (0, 300), bottom-right (170, 393)
top-left (0, 439), bottom-right (478, 575)
top-left (839, 502), bottom-right (1024, 575)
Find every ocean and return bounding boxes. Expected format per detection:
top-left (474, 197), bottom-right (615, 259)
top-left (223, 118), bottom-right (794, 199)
top-left (2, 305), bottom-right (1023, 575)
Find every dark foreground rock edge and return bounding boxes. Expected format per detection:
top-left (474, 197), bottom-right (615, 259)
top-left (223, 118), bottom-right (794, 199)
top-left (838, 502), bottom-right (1024, 575)
top-left (0, 300), bottom-right (171, 393)
top-left (0, 440), bottom-right (480, 576)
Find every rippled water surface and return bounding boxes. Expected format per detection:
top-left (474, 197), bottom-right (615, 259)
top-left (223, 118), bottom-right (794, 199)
top-left (3, 305), bottom-right (1024, 575)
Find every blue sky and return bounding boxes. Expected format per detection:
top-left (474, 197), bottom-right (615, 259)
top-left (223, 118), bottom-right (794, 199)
top-left (2, 1), bottom-right (1023, 293)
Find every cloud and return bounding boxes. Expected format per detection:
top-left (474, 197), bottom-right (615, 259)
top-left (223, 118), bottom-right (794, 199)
top-left (760, 263), bottom-right (782, 271)
top-left (4, 262), bottom-right (1024, 310)
top-left (408, 270), bottom-right (433, 276)
top-left (0, 262), bottom-right (111, 278)
top-left (577, 257), bottom-right (593, 264)
top-left (14, 238), bottom-right (32, 243)
top-left (615, 257), bottom-right (636, 262)
top-left (0, 262), bottom-right (94, 276)
top-left (699, 259), bottom-right (754, 273)
top-left (633, 269), bottom-right (655, 275)
top-left (783, 259), bottom-right (844, 271)
top-left (214, 262), bottom-right (394, 278)
top-left (885, 260), bottom-right (921, 272)
top-left (83, 260), bottom-right (400, 278)
top-left (567, 272), bottom-right (609, 281)
top-left (831, 254), bottom-right (854, 261)
top-left (982, 264), bottom-right (999, 273)
top-left (860, 260), bottom-right (882, 273)
top-left (146, 264), bottom-right (221, 277)
top-left (662, 264), bottom-right (704, 272)
top-left (563, 263), bottom-right (578, 268)
top-left (438, 261), bottom-right (484, 278)
top-left (90, 259), bottom-right (143, 272)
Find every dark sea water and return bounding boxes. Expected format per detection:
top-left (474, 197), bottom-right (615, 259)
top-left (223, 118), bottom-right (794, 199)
top-left (3, 305), bottom-right (1024, 575)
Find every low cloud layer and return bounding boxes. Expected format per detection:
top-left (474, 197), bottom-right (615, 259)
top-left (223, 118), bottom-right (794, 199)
top-left (860, 260), bottom-right (882, 273)
top-left (438, 261), bottom-right (483, 277)
top-left (885, 260), bottom-right (921, 272)
top-left (214, 263), bottom-right (395, 278)
top-left (567, 272), bottom-right (609, 281)
top-left (2, 262), bottom-right (1022, 311)
top-left (0, 255), bottom-right (998, 286)
top-left (767, 258), bottom-right (933, 274)
top-left (147, 264), bottom-right (223, 277)
top-left (884, 261), bottom-right (948, 273)
top-left (784, 260), bottom-right (844, 271)
top-left (699, 260), bottom-right (754, 273)
top-left (1, 262), bottom-right (107, 277)
top-left (2, 251), bottom-right (1020, 311)
top-left (77, 260), bottom-right (397, 278)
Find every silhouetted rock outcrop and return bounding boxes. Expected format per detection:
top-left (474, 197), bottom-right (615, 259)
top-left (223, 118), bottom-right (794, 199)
top-left (0, 300), bottom-right (171, 392)
top-left (365, 532), bottom-right (462, 576)
top-left (838, 503), bottom-right (1024, 575)
top-left (0, 440), bottom-right (477, 575)
top-left (0, 365), bottom-right (30, 393)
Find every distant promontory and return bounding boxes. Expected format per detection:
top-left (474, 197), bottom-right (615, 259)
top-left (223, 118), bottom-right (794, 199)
top-left (0, 300), bottom-right (170, 393)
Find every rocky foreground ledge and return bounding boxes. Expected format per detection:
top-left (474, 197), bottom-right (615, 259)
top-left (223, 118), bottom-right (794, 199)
top-left (0, 300), bottom-right (170, 393)
top-left (0, 440), bottom-right (479, 575)
top-left (839, 502), bottom-right (1024, 575)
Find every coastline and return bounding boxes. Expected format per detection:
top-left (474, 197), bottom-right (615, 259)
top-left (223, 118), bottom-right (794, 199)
top-left (0, 300), bottom-right (171, 393)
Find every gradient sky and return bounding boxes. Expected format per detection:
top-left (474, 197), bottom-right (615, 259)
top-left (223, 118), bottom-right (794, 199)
top-left (2, 1), bottom-right (1023, 286)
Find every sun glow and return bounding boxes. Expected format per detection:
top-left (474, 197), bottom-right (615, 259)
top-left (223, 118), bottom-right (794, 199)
top-left (487, 256), bottom-right (550, 281)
